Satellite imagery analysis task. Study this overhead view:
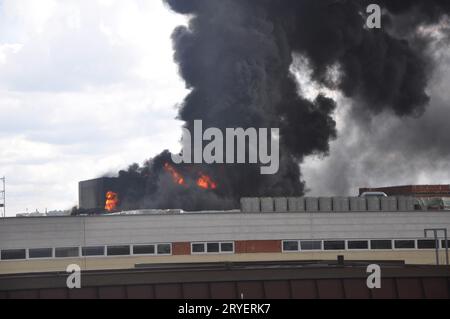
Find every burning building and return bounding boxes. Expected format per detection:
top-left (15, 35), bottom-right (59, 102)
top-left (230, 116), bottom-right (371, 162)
top-left (78, 178), bottom-right (120, 213)
top-left (80, 0), bottom-right (450, 213)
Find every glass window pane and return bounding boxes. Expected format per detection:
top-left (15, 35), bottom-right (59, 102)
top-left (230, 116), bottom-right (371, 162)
top-left (300, 241), bottom-right (322, 250)
top-left (220, 242), bottom-right (234, 252)
top-left (107, 246), bottom-right (130, 256)
top-left (157, 244), bottom-right (171, 255)
top-left (442, 240), bottom-right (450, 249)
top-left (348, 241), bottom-right (369, 250)
top-left (29, 248), bottom-right (53, 259)
top-left (82, 246), bottom-right (105, 256)
top-left (1, 249), bottom-right (26, 260)
top-left (55, 247), bottom-right (79, 258)
top-left (133, 245), bottom-right (155, 255)
top-left (283, 241), bottom-right (299, 251)
top-left (370, 240), bottom-right (392, 250)
top-left (418, 240), bottom-right (436, 249)
top-left (394, 240), bottom-right (415, 249)
top-left (207, 243), bottom-right (220, 253)
top-left (324, 241), bottom-right (345, 250)
top-left (192, 243), bottom-right (205, 253)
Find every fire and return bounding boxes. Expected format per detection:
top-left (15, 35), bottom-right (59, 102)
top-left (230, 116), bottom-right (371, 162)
top-left (164, 163), bottom-right (185, 185)
top-left (163, 163), bottom-right (217, 190)
top-left (105, 191), bottom-right (119, 212)
top-left (197, 174), bottom-right (217, 190)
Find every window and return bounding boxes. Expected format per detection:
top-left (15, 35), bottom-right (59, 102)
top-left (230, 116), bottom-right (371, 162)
top-left (370, 240), bottom-right (392, 250)
top-left (324, 241), bottom-right (345, 251)
top-left (442, 240), bottom-right (450, 249)
top-left (29, 248), bottom-right (53, 259)
top-left (192, 242), bottom-right (234, 254)
top-left (107, 246), bottom-right (130, 256)
top-left (82, 246), bottom-right (105, 257)
top-left (394, 240), bottom-right (416, 249)
top-left (1, 249), bottom-right (26, 260)
top-left (300, 241), bottom-right (322, 251)
top-left (157, 244), bottom-right (171, 255)
top-left (192, 243), bottom-right (205, 253)
top-left (207, 243), bottom-right (220, 253)
top-left (133, 245), bottom-right (155, 255)
top-left (348, 241), bottom-right (369, 250)
top-left (55, 247), bottom-right (79, 258)
top-left (418, 240), bottom-right (436, 249)
top-left (283, 241), bottom-right (299, 252)
top-left (220, 242), bottom-right (234, 253)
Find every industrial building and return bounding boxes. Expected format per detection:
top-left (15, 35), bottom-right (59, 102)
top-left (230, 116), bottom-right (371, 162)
top-left (78, 178), bottom-right (119, 211)
top-left (360, 185), bottom-right (450, 198)
top-left (1, 195), bottom-right (449, 298)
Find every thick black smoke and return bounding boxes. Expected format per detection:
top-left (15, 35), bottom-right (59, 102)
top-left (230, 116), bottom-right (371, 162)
top-left (111, 0), bottom-right (449, 211)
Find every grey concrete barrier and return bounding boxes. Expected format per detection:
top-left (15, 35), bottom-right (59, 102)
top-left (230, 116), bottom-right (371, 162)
top-left (260, 197), bottom-right (274, 213)
top-left (350, 197), bottom-right (367, 211)
top-left (240, 198), bottom-right (260, 213)
top-left (274, 197), bottom-right (288, 212)
top-left (288, 197), bottom-right (305, 212)
top-left (333, 197), bottom-right (350, 212)
top-left (319, 197), bottom-right (333, 212)
top-left (305, 197), bottom-right (319, 212)
top-left (381, 197), bottom-right (398, 211)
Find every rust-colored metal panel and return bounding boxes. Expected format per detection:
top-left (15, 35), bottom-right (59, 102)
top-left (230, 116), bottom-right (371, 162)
top-left (154, 283), bottom-right (183, 299)
top-left (235, 240), bottom-right (281, 254)
top-left (237, 282), bottom-right (265, 299)
top-left (422, 278), bottom-right (449, 299)
top-left (290, 280), bottom-right (318, 299)
top-left (210, 282), bottom-right (237, 299)
top-left (8, 290), bottom-right (39, 299)
top-left (39, 288), bottom-right (68, 299)
top-left (396, 278), bottom-right (424, 299)
top-left (182, 283), bottom-right (210, 299)
top-left (263, 281), bottom-right (291, 299)
top-left (1, 262), bottom-right (449, 299)
top-left (98, 286), bottom-right (127, 299)
top-left (317, 279), bottom-right (345, 299)
top-left (371, 278), bottom-right (397, 299)
top-left (126, 285), bottom-right (155, 299)
top-left (69, 287), bottom-right (98, 299)
top-left (173, 242), bottom-right (191, 256)
top-left (343, 279), bottom-right (371, 299)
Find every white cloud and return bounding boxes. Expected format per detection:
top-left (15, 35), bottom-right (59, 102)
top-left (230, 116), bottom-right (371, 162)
top-left (0, 0), bottom-right (189, 215)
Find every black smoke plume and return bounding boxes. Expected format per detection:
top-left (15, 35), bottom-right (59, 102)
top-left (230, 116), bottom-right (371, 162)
top-left (108, 0), bottom-right (449, 211)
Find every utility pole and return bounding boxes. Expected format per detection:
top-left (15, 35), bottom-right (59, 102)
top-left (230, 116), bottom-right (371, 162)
top-left (0, 177), bottom-right (5, 217)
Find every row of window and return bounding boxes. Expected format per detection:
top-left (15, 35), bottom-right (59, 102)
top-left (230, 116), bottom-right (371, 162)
top-left (191, 242), bottom-right (234, 254)
top-left (2, 239), bottom-right (448, 260)
top-left (0, 243), bottom-right (172, 261)
top-left (0, 242), bottom-right (234, 261)
top-left (282, 239), bottom-right (450, 252)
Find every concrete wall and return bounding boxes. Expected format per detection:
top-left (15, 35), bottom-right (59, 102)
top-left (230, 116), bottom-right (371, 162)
top-left (242, 196), bottom-right (421, 213)
top-left (1, 211), bottom-right (450, 250)
top-left (1, 250), bottom-right (448, 275)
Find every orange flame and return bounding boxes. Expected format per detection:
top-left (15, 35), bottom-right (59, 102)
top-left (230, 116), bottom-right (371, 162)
top-left (105, 191), bottom-right (119, 212)
top-left (197, 174), bottom-right (217, 190)
top-left (164, 163), bottom-right (185, 185)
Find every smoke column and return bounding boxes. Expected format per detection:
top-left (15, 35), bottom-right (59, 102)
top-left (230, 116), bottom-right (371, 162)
top-left (112, 0), bottom-right (449, 211)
